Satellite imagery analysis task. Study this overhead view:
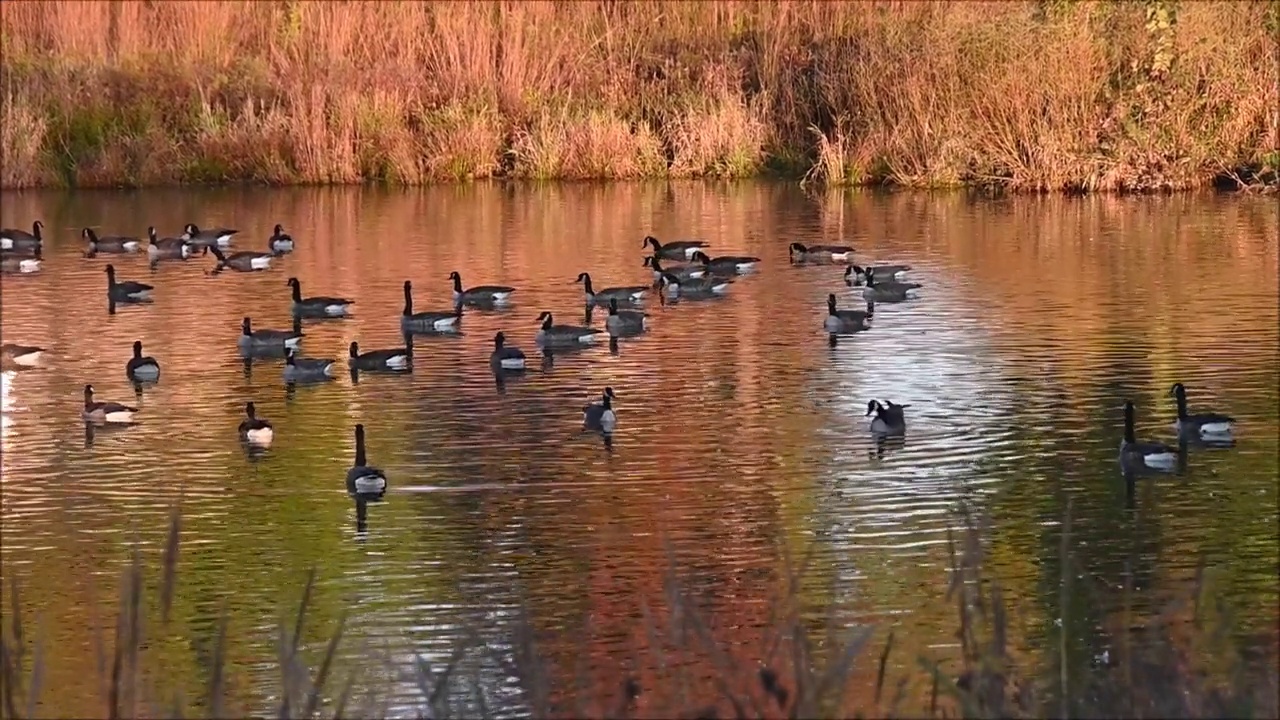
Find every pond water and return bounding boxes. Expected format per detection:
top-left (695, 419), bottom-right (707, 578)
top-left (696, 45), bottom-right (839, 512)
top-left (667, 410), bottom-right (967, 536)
top-left (1, 183), bottom-right (1277, 718)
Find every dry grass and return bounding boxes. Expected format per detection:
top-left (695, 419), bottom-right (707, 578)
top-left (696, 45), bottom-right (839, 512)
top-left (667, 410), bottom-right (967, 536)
top-left (0, 1), bottom-right (1276, 190)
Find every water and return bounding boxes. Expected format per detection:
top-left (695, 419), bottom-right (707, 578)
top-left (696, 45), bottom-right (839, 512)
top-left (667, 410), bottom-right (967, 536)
top-left (1, 184), bottom-right (1277, 717)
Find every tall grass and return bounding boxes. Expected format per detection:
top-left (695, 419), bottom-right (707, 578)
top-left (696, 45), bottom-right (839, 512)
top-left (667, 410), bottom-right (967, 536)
top-left (0, 1), bottom-right (1274, 191)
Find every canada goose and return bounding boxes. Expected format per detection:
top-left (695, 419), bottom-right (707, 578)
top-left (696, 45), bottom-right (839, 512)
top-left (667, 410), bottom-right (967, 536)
top-left (348, 338), bottom-right (412, 372)
top-left (1, 344), bottom-right (44, 367)
top-left (846, 264), bottom-right (914, 283)
top-left (182, 223), bottom-right (238, 248)
top-left (490, 332), bottom-right (526, 371)
top-left (448, 271), bottom-right (515, 304)
top-left (789, 242), bottom-right (855, 263)
top-left (400, 280), bottom-right (461, 333)
top-left (237, 402), bottom-right (274, 445)
top-left (605, 298), bottom-right (648, 335)
top-left (283, 347), bottom-right (336, 382)
top-left (658, 272), bottom-right (732, 298)
top-left (865, 399), bottom-right (908, 435)
top-left (824, 294), bottom-right (873, 333)
top-left (346, 424), bottom-right (388, 497)
top-left (576, 272), bottom-right (649, 304)
top-left (82, 384), bottom-right (137, 424)
top-left (209, 245), bottom-right (273, 272)
top-left (125, 340), bottom-right (160, 381)
top-left (690, 250), bottom-right (761, 275)
top-left (862, 268), bottom-right (920, 302)
top-left (269, 224), bottom-right (294, 253)
top-left (0, 246), bottom-right (41, 273)
top-left (147, 227), bottom-right (195, 260)
top-left (643, 256), bottom-right (705, 282)
top-left (1120, 400), bottom-right (1178, 470)
top-left (105, 264), bottom-right (154, 301)
top-left (535, 311), bottom-right (604, 345)
top-left (643, 235), bottom-right (709, 261)
top-left (237, 317), bottom-right (302, 353)
top-left (83, 227), bottom-right (141, 255)
top-left (1169, 383), bottom-right (1236, 439)
top-left (583, 387), bottom-right (618, 433)
top-left (287, 277), bottom-right (354, 317)
top-left (0, 221), bottom-right (42, 251)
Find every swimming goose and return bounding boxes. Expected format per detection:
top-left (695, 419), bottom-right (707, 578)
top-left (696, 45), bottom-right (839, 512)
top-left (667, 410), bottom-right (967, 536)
top-left (490, 332), bottom-right (526, 371)
top-left (147, 227), bottom-right (195, 260)
top-left (658, 272), bottom-right (732, 298)
top-left (237, 402), bottom-right (274, 445)
top-left (583, 387), bottom-right (618, 433)
top-left (535, 311), bottom-right (604, 345)
top-left (83, 228), bottom-right (141, 255)
top-left (0, 246), bottom-right (41, 273)
top-left (862, 268), bottom-right (920, 302)
top-left (105, 264), bottom-right (154, 301)
top-left (237, 317), bottom-right (302, 353)
top-left (1, 344), bottom-right (44, 367)
top-left (346, 424), bottom-right (388, 497)
top-left (125, 340), bottom-right (160, 381)
top-left (400, 280), bottom-right (461, 333)
top-left (789, 242), bottom-right (855, 263)
top-left (0, 221), bottom-right (43, 251)
top-left (643, 256), bottom-right (705, 283)
top-left (269, 224), bottom-right (295, 253)
top-left (287, 277), bottom-right (354, 317)
top-left (1169, 383), bottom-right (1236, 439)
top-left (448, 271), bottom-right (515, 305)
top-left (182, 223), bottom-right (238, 248)
top-left (643, 235), bottom-right (710, 261)
top-left (82, 384), bottom-right (138, 424)
top-left (576, 272), bottom-right (649, 304)
top-left (824, 294), bottom-right (873, 333)
top-left (605, 298), bottom-right (648, 335)
top-left (209, 245), bottom-right (273, 272)
top-left (1120, 400), bottom-right (1178, 470)
top-left (865, 399), bottom-right (908, 435)
top-left (283, 348), bottom-right (337, 382)
top-left (348, 338), bottom-right (412, 372)
top-left (846, 264), bottom-right (913, 283)
top-left (690, 250), bottom-right (761, 275)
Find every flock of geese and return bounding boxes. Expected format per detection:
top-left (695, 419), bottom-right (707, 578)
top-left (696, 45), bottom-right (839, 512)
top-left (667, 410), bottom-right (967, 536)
top-left (0, 218), bottom-right (1241, 499)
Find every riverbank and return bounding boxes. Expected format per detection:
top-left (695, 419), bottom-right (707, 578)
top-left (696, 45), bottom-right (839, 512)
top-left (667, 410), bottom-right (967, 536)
top-left (1, 1), bottom-right (1276, 192)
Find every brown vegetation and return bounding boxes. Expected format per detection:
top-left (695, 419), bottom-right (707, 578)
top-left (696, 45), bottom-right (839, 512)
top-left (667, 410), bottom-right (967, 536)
top-left (0, 1), bottom-right (1276, 191)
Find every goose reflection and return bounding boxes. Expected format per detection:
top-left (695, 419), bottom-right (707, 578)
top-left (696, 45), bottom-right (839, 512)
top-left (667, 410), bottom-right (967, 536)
top-left (868, 432), bottom-right (906, 462)
top-left (355, 498), bottom-right (369, 535)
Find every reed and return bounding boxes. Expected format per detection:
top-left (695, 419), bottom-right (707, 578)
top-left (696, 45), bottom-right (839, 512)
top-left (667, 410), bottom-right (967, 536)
top-left (0, 1), bottom-right (1274, 191)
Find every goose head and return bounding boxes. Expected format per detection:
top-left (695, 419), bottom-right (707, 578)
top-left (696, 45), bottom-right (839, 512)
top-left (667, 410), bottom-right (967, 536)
top-left (241, 317), bottom-right (253, 335)
top-left (493, 332), bottom-right (507, 349)
top-left (789, 242), bottom-right (808, 256)
top-left (349, 341), bottom-right (360, 358)
top-left (536, 311), bottom-right (553, 329)
top-left (690, 251), bottom-right (712, 265)
top-left (133, 340), bottom-right (144, 358)
top-left (643, 235), bottom-right (660, 250)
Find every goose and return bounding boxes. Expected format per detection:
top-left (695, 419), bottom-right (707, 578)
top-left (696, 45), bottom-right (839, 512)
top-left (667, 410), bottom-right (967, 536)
top-left (490, 332), bottom-right (526, 371)
top-left (82, 384), bottom-right (137, 424)
top-left (283, 348), bottom-right (336, 382)
top-left (147, 227), bottom-right (195, 260)
top-left (605, 298), bottom-right (648, 335)
top-left (824, 294), bottom-right (873, 333)
top-left (576, 272), bottom-right (649, 304)
top-left (535, 311), bottom-right (604, 345)
top-left (269, 224), bottom-right (295, 253)
top-left (643, 235), bottom-right (710, 261)
top-left (237, 316), bottom-right (302, 353)
top-left (0, 247), bottom-right (41, 273)
top-left (124, 340), bottom-right (160, 381)
top-left (348, 339), bottom-right (412, 372)
top-left (237, 402), bottom-right (274, 445)
top-left (400, 280), bottom-right (461, 333)
top-left (643, 256), bottom-right (705, 283)
top-left (182, 223), bottom-right (237, 248)
top-left (1120, 400), bottom-right (1178, 470)
top-left (83, 227), bottom-right (141, 255)
top-left (789, 242), bottom-right (855, 263)
top-left (346, 424), bottom-right (388, 497)
top-left (209, 245), bottom-right (273, 272)
top-left (1, 344), bottom-right (44, 367)
top-left (658, 272), bottom-right (732, 297)
top-left (690, 250), bottom-right (761, 275)
top-left (105, 264), bottom-right (154, 301)
top-left (865, 399), bottom-right (908, 435)
top-left (1169, 383), bottom-right (1235, 439)
top-left (287, 277), bottom-right (354, 316)
top-left (583, 387), bottom-right (618, 433)
top-left (846, 264), bottom-right (913, 283)
top-left (862, 268), bottom-right (920, 302)
top-left (448, 271), bottom-right (515, 305)
top-left (0, 221), bottom-right (42, 251)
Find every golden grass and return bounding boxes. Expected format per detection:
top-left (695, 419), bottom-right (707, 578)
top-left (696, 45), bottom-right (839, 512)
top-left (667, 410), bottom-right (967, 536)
top-left (0, 1), bottom-right (1276, 190)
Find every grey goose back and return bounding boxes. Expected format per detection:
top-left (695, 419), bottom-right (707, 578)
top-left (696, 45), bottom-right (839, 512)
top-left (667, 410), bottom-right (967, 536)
top-left (576, 272), bottom-right (649, 304)
top-left (348, 337), bottom-right (412, 372)
top-left (347, 424), bottom-right (388, 498)
top-left (449, 271), bottom-right (515, 305)
top-left (535, 311), bottom-right (604, 345)
top-left (643, 235), bottom-right (710, 261)
top-left (0, 221), bottom-right (43, 251)
top-left (238, 316), bottom-right (302, 353)
top-left (147, 227), bottom-right (195, 260)
top-left (583, 387), bottom-right (618, 433)
top-left (269, 224), bottom-right (295, 253)
top-left (605, 298), bottom-right (648, 336)
top-left (824, 293), bottom-right (873, 333)
top-left (182, 223), bottom-right (238, 248)
top-left (0, 246), bottom-right (41, 274)
top-left (789, 242), bottom-right (855, 263)
top-left (125, 340), bottom-right (161, 382)
top-left (401, 280), bottom-right (461, 333)
top-left (658, 272), bottom-right (732, 298)
top-left (82, 384), bottom-right (138, 424)
top-left (861, 268), bottom-right (921, 302)
top-left (288, 277), bottom-right (354, 317)
top-left (865, 399), bottom-right (908, 435)
top-left (1170, 383), bottom-right (1236, 440)
top-left (846, 264), bottom-right (913, 283)
top-left (209, 245), bottom-right (273, 272)
top-left (283, 348), bottom-right (337, 382)
top-left (83, 227), bottom-right (140, 255)
top-left (1120, 400), bottom-right (1178, 471)
top-left (238, 402), bottom-right (274, 445)
top-left (643, 256), bottom-right (705, 283)
top-left (490, 332), bottom-right (526, 371)
top-left (1, 344), bottom-right (45, 367)
top-left (690, 250), bottom-right (761, 275)
top-left (105, 264), bottom-right (154, 302)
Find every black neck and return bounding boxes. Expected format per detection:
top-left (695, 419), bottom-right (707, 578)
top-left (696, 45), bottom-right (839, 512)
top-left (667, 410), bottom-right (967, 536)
top-left (1174, 389), bottom-right (1188, 420)
top-left (291, 281), bottom-right (302, 303)
top-left (582, 276), bottom-right (594, 294)
top-left (1123, 405), bottom-right (1136, 444)
top-left (541, 315), bottom-right (552, 330)
top-left (452, 275), bottom-right (463, 293)
top-left (403, 285), bottom-right (413, 315)
top-left (355, 429), bottom-right (366, 466)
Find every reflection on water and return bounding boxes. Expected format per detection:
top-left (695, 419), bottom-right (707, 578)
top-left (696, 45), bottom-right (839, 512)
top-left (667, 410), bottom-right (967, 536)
top-left (1, 185), bottom-right (1277, 717)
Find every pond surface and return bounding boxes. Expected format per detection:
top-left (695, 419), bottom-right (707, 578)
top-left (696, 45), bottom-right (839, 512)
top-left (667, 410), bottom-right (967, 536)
top-left (1, 183), bottom-right (1277, 717)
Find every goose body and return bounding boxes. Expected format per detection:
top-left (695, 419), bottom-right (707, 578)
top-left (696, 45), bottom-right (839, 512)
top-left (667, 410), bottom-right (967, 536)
top-left (210, 245), bottom-right (273, 272)
top-left (83, 228), bottom-right (141, 255)
top-left (1, 344), bottom-right (44, 367)
top-left (269, 224), bottom-right (295, 253)
top-left (105, 264), bottom-right (154, 301)
top-left (862, 268), bottom-right (920, 302)
top-left (1170, 383), bottom-right (1236, 439)
top-left (237, 317), bottom-right (302, 352)
top-left (658, 273), bottom-right (732, 298)
top-left (449, 271), bottom-right (515, 304)
top-left (490, 332), bottom-right (526, 371)
top-left (400, 280), bottom-right (461, 333)
top-left (346, 424), bottom-right (388, 497)
top-left (125, 340), bottom-right (161, 381)
top-left (348, 340), bottom-right (412, 371)
top-left (535, 311), bottom-right (604, 345)
top-left (576, 272), bottom-right (649, 304)
top-left (1120, 400), bottom-right (1178, 470)
top-left (182, 223), bottom-right (238, 248)
top-left (789, 242), bottom-right (855, 263)
top-left (283, 348), bottom-right (337, 382)
top-left (690, 250), bottom-right (761, 275)
top-left (605, 298), bottom-right (648, 335)
top-left (824, 294), bottom-right (873, 333)
top-left (288, 277), bottom-right (354, 316)
top-left (866, 399), bottom-right (908, 435)
top-left (82, 384), bottom-right (137, 424)
top-left (237, 402), bottom-right (274, 445)
top-left (0, 247), bottom-right (41, 273)
top-left (643, 256), bottom-right (706, 283)
top-left (846, 264), bottom-right (913, 283)
top-left (147, 227), bottom-right (195, 260)
top-left (583, 387), bottom-right (618, 433)
top-left (0, 221), bottom-right (42, 251)
top-left (643, 235), bottom-right (709, 261)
